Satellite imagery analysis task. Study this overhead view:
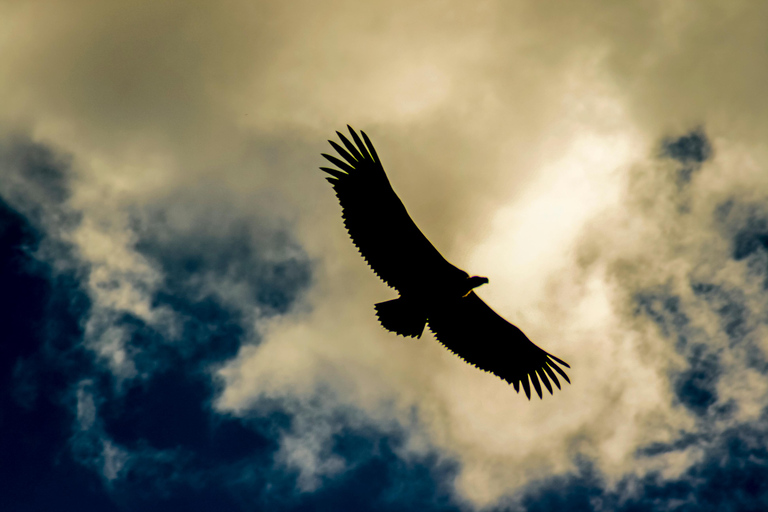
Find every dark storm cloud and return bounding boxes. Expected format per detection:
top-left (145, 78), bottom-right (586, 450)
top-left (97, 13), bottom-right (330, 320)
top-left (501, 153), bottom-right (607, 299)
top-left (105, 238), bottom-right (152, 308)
top-left (0, 132), bottom-right (321, 510)
top-left (717, 198), bottom-right (768, 266)
top-left (0, 135), bottom-right (72, 207)
top-left (0, 128), bottom-right (441, 511)
top-left (522, 433), bottom-right (768, 512)
top-left (662, 129), bottom-right (713, 166)
top-left (0, 138), bottom-right (91, 402)
top-left (132, 205), bottom-right (312, 318)
top-left (97, 197), bottom-right (316, 380)
top-left (277, 436), bottom-right (459, 512)
top-left (732, 221), bottom-right (768, 262)
top-left (0, 135), bottom-right (81, 268)
top-left (0, 196), bottom-right (101, 511)
top-left (0, 196), bottom-right (310, 509)
top-left (691, 283), bottom-right (753, 351)
top-left (66, 371), bottom-right (461, 512)
top-left (660, 129), bottom-right (713, 186)
top-left (634, 288), bottom-right (691, 346)
top-left (634, 287), bottom-right (722, 416)
top-left (566, 126), bottom-right (768, 511)
top-left (0, 134), bottom-right (312, 380)
top-left (673, 344), bottom-right (721, 415)
top-left (4, 0), bottom-right (768, 510)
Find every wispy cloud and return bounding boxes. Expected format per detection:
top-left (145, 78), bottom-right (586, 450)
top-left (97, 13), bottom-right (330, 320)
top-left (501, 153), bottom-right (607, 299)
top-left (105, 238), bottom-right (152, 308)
top-left (3, 1), bottom-right (768, 510)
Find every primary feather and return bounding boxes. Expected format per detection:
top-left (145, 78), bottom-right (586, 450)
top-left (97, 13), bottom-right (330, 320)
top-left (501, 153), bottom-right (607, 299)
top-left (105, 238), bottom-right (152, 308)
top-left (321, 126), bottom-right (570, 399)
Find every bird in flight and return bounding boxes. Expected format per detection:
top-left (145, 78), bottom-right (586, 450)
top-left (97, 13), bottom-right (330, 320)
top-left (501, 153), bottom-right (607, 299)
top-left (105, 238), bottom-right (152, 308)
top-left (321, 126), bottom-right (570, 399)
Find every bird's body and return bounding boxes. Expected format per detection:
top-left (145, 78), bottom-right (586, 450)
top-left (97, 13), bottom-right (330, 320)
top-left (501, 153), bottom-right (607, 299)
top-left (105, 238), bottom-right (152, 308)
top-left (321, 127), bottom-right (570, 399)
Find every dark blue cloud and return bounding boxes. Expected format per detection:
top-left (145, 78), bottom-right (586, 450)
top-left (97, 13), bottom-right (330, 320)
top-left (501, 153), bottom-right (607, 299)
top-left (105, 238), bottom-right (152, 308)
top-left (0, 198), bottom-right (48, 377)
top-left (635, 422), bottom-right (768, 512)
top-left (4, 129), bottom-right (768, 512)
top-left (0, 220), bottom-right (460, 511)
top-left (733, 225), bottom-right (768, 262)
top-left (634, 288), bottom-right (690, 347)
top-left (673, 344), bottom-right (720, 415)
top-left (616, 135), bottom-right (768, 509)
top-left (133, 208), bottom-right (312, 318)
top-left (707, 200), bottom-right (768, 370)
top-left (0, 197), bottom-right (109, 511)
top-left (689, 281), bottom-right (768, 376)
top-left (520, 459), bottom-right (608, 512)
top-left (660, 128), bottom-right (713, 185)
top-left (635, 287), bottom-right (722, 415)
top-left (661, 129), bottom-right (712, 166)
top-left (633, 283), bottom-right (748, 418)
top-left (279, 436), bottom-right (460, 512)
top-left (109, 200), bottom-right (314, 389)
top-left (632, 188), bottom-right (768, 415)
top-left (0, 134), bottom-right (70, 201)
top-left (637, 432), bottom-right (705, 458)
top-left (0, 137), bottom-right (311, 511)
top-left (716, 200), bottom-right (768, 273)
top-left (0, 137), bottom-right (461, 512)
top-left (0, 136), bottom-right (114, 510)
top-left (522, 433), bottom-right (768, 512)
top-left (90, 425), bottom-right (461, 512)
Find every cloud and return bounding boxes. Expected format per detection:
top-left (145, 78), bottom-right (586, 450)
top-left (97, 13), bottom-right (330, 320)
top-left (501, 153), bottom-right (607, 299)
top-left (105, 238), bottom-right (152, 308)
top-left (3, 1), bottom-right (768, 510)
top-left (0, 134), bottom-right (315, 506)
top-left (215, 125), bottom-right (768, 508)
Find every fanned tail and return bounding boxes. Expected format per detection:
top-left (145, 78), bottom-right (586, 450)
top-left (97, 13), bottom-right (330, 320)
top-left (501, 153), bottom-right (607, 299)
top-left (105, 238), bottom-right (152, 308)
top-left (374, 298), bottom-right (426, 338)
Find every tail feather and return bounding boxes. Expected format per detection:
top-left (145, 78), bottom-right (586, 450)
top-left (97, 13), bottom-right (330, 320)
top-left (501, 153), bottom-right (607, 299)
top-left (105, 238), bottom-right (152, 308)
top-left (374, 298), bottom-right (426, 338)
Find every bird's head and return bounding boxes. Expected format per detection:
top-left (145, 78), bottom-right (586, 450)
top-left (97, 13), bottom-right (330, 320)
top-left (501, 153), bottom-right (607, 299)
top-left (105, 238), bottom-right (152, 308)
top-left (463, 275), bottom-right (489, 296)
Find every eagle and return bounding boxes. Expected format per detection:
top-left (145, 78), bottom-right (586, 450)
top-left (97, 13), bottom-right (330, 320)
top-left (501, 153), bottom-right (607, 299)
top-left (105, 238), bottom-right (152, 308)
top-left (321, 126), bottom-right (570, 399)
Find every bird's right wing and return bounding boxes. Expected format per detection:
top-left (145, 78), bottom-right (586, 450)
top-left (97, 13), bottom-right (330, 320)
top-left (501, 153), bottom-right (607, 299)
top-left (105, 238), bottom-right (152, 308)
top-left (321, 126), bottom-right (468, 292)
top-left (427, 292), bottom-right (570, 399)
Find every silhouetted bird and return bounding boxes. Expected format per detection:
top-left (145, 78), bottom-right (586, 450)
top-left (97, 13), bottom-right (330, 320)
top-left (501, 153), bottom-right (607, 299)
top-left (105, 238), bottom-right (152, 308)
top-left (321, 126), bottom-right (570, 399)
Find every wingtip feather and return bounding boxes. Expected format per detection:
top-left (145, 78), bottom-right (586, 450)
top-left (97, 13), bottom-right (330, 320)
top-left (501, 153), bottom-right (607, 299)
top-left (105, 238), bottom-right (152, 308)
top-left (320, 167), bottom-right (347, 179)
top-left (547, 354), bottom-right (570, 368)
top-left (347, 128), bottom-right (369, 161)
top-left (360, 130), bottom-right (380, 163)
top-left (537, 368), bottom-right (554, 395)
top-left (521, 376), bottom-right (531, 400)
top-left (321, 153), bottom-right (355, 173)
top-left (547, 360), bottom-right (571, 384)
top-left (530, 372), bottom-right (543, 399)
top-left (542, 364), bottom-right (561, 390)
top-left (336, 132), bottom-right (364, 161)
top-left (328, 140), bottom-right (358, 166)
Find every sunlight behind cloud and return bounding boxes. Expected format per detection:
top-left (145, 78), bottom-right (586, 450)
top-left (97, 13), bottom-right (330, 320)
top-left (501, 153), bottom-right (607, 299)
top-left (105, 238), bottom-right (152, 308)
top-left (4, 1), bottom-right (768, 510)
top-left (469, 126), bottom-right (637, 312)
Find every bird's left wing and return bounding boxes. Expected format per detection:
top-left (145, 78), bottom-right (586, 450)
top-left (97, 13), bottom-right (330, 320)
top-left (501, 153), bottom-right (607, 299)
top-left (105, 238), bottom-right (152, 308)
top-left (320, 126), bottom-right (468, 293)
top-left (427, 292), bottom-right (570, 399)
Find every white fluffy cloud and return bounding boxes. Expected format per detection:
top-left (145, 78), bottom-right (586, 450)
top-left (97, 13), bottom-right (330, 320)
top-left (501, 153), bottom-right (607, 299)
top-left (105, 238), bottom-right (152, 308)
top-left (3, 0), bottom-right (768, 508)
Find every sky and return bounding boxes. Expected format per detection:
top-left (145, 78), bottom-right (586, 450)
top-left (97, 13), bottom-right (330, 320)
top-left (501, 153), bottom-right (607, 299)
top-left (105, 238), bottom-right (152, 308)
top-left (2, 1), bottom-right (768, 510)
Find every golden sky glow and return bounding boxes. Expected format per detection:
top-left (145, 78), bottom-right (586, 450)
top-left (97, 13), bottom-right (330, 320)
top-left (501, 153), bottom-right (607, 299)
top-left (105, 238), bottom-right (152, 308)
top-left (2, 1), bottom-right (768, 508)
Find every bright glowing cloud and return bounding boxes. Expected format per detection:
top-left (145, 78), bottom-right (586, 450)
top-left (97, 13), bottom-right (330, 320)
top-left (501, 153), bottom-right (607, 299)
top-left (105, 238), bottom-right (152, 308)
top-left (3, 1), bottom-right (768, 511)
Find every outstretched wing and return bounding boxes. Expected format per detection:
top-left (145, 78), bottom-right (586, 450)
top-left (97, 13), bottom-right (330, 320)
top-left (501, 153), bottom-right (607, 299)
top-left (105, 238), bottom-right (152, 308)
top-left (321, 126), bottom-right (467, 292)
top-left (427, 292), bottom-right (570, 399)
